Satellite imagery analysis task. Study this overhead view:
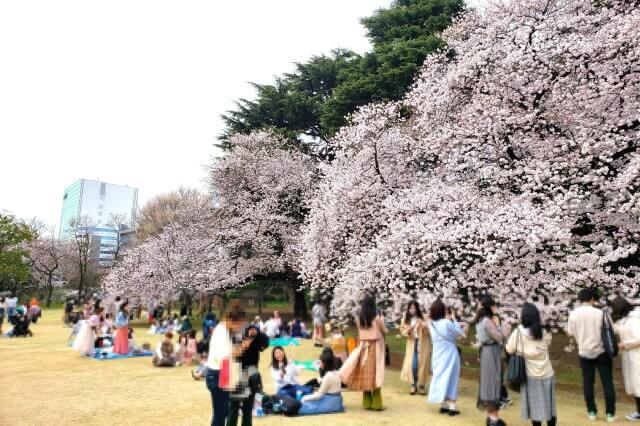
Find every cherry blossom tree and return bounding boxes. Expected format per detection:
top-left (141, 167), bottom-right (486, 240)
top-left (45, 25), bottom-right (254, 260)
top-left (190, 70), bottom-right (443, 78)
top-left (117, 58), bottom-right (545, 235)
top-left (104, 132), bottom-right (317, 313)
top-left (300, 0), bottom-right (640, 325)
top-left (26, 228), bottom-right (67, 307)
top-left (208, 131), bottom-right (318, 318)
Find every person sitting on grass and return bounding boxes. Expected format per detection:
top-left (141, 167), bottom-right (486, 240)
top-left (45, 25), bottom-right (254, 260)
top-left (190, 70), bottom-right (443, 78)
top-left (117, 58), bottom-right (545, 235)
top-left (263, 311), bottom-right (282, 339)
top-left (191, 348), bottom-right (208, 381)
top-left (127, 327), bottom-right (138, 352)
top-left (270, 345), bottom-right (312, 398)
top-left (304, 347), bottom-right (344, 389)
top-left (27, 302), bottom-right (41, 324)
top-left (180, 315), bottom-right (192, 333)
top-left (299, 350), bottom-right (345, 416)
top-left (10, 311), bottom-right (33, 337)
top-left (69, 312), bottom-right (83, 343)
top-left (153, 332), bottom-right (180, 367)
top-left (289, 318), bottom-right (309, 338)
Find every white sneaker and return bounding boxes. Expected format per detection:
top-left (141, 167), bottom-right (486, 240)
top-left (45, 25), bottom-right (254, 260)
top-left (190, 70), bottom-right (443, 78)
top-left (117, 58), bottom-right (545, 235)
top-left (625, 412), bottom-right (640, 421)
top-left (606, 414), bottom-right (617, 422)
top-left (588, 412), bottom-right (597, 421)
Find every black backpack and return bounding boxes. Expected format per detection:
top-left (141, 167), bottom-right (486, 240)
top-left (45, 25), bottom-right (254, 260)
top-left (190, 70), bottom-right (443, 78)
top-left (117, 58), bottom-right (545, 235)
top-left (279, 395), bottom-right (302, 416)
top-left (261, 394), bottom-right (276, 414)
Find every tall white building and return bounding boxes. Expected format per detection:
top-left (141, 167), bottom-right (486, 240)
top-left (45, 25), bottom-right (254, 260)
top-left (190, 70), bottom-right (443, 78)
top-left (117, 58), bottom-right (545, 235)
top-left (59, 179), bottom-right (138, 266)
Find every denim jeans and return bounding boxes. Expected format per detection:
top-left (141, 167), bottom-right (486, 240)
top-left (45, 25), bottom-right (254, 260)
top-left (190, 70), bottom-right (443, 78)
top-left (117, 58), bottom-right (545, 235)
top-left (205, 369), bottom-right (229, 426)
top-left (579, 353), bottom-right (616, 415)
top-left (276, 384), bottom-right (313, 399)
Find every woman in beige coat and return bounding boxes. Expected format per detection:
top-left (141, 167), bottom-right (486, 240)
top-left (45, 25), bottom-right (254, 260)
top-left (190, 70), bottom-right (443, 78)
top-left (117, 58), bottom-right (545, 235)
top-left (340, 295), bottom-right (387, 410)
top-left (399, 300), bottom-right (430, 395)
top-left (611, 296), bottom-right (640, 421)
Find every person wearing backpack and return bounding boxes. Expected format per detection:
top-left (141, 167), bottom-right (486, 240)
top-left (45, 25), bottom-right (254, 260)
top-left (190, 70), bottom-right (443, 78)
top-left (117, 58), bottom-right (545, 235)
top-left (567, 288), bottom-right (616, 422)
top-left (506, 303), bottom-right (556, 426)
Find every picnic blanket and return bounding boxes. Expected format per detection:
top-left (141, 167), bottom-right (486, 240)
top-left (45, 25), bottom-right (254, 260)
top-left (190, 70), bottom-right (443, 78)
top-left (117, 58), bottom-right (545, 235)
top-left (293, 360), bottom-right (320, 372)
top-left (268, 337), bottom-right (301, 347)
top-left (92, 348), bottom-right (154, 360)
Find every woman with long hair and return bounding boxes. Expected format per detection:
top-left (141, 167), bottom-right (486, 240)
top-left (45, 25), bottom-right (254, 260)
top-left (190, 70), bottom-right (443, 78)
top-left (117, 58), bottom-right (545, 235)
top-left (611, 296), bottom-right (640, 421)
top-left (113, 301), bottom-right (130, 355)
top-left (340, 294), bottom-right (387, 410)
top-left (73, 307), bottom-right (103, 357)
top-left (299, 349), bottom-right (345, 415)
top-left (427, 299), bottom-right (465, 416)
top-left (399, 299), bottom-right (430, 395)
top-left (270, 345), bottom-right (312, 398)
top-left (506, 303), bottom-right (556, 426)
top-left (475, 295), bottom-right (510, 426)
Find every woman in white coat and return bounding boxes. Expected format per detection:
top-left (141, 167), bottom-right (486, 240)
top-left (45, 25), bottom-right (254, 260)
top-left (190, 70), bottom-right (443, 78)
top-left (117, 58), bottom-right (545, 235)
top-left (611, 296), bottom-right (640, 421)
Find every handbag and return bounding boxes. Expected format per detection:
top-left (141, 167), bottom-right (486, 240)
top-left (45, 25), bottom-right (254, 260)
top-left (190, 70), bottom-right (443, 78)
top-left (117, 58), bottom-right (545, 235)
top-left (507, 328), bottom-right (527, 391)
top-left (602, 311), bottom-right (619, 358)
top-left (219, 358), bottom-right (230, 388)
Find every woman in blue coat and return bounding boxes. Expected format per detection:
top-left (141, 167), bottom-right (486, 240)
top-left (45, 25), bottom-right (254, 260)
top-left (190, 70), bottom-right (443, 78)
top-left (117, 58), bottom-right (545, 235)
top-left (427, 299), bottom-right (465, 416)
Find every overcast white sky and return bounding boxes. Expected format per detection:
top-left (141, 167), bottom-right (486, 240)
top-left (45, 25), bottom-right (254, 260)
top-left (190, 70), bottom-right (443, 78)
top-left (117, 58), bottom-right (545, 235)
top-left (0, 0), bottom-right (391, 228)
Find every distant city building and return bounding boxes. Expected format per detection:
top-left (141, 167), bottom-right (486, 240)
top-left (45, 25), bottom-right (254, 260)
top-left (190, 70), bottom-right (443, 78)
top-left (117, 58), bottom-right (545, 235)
top-left (59, 179), bottom-right (138, 266)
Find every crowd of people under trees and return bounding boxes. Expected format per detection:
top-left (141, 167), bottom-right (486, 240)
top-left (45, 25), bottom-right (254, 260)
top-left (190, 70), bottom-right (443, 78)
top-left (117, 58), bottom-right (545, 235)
top-left (172, 290), bottom-right (640, 426)
top-left (59, 289), bottom-right (640, 426)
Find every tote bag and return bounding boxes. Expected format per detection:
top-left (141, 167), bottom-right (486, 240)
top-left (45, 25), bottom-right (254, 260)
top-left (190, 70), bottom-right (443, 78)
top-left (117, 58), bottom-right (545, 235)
top-left (219, 357), bottom-right (230, 388)
top-left (507, 328), bottom-right (527, 391)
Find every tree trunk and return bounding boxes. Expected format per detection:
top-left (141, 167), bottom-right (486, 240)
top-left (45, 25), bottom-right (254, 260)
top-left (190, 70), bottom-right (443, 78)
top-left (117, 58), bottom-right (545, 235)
top-left (46, 274), bottom-right (54, 307)
top-left (292, 278), bottom-right (308, 320)
top-left (257, 281), bottom-right (264, 316)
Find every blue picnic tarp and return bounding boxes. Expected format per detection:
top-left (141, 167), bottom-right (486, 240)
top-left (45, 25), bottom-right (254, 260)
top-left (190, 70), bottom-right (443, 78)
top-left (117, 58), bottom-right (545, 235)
top-left (268, 337), bottom-right (301, 347)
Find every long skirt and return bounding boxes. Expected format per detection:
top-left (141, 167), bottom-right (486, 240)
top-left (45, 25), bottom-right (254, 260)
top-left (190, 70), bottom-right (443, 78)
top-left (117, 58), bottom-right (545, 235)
top-left (72, 321), bottom-right (95, 355)
top-left (299, 394), bottom-right (344, 416)
top-left (113, 327), bottom-right (129, 354)
top-left (345, 341), bottom-right (377, 391)
top-left (521, 376), bottom-right (557, 422)
top-left (477, 345), bottom-right (502, 409)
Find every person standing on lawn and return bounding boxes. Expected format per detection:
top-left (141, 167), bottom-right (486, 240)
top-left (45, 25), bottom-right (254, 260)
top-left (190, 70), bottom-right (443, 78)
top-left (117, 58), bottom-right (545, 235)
top-left (506, 303), bottom-right (557, 426)
top-left (611, 296), bottom-right (640, 421)
top-left (340, 294), bottom-right (387, 410)
top-left (427, 299), bottom-right (465, 416)
top-left (475, 295), bottom-right (511, 426)
top-left (227, 316), bottom-right (269, 426)
top-left (567, 288), bottom-right (616, 422)
top-left (205, 309), bottom-right (232, 426)
top-left (113, 301), bottom-right (130, 355)
top-left (312, 300), bottom-right (327, 347)
top-left (399, 299), bottom-right (430, 396)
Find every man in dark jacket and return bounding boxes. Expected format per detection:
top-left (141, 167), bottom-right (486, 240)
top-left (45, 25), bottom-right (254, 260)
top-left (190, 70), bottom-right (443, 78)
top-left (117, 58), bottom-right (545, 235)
top-left (227, 324), bottom-right (269, 426)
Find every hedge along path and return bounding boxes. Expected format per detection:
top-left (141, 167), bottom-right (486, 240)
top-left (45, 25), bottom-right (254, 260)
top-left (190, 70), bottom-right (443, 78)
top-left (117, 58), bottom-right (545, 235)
top-left (0, 309), bottom-right (634, 426)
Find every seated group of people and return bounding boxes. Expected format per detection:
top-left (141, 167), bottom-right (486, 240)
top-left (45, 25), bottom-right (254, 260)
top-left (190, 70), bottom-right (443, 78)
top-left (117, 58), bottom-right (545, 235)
top-left (152, 328), bottom-right (199, 368)
top-left (1, 296), bottom-right (39, 337)
top-left (149, 313), bottom-right (192, 335)
top-left (269, 345), bottom-right (345, 416)
top-left (255, 311), bottom-right (311, 339)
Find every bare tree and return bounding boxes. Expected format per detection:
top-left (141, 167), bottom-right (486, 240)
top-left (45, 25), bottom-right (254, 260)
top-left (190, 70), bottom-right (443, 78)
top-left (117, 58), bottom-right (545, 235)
top-left (106, 213), bottom-right (131, 262)
top-left (66, 216), bottom-right (96, 301)
top-left (136, 187), bottom-right (206, 242)
top-left (27, 226), bottom-right (66, 307)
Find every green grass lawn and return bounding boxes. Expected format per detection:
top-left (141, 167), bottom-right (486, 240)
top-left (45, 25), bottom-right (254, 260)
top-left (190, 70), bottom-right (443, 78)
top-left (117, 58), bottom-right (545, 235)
top-left (0, 309), bottom-right (635, 425)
